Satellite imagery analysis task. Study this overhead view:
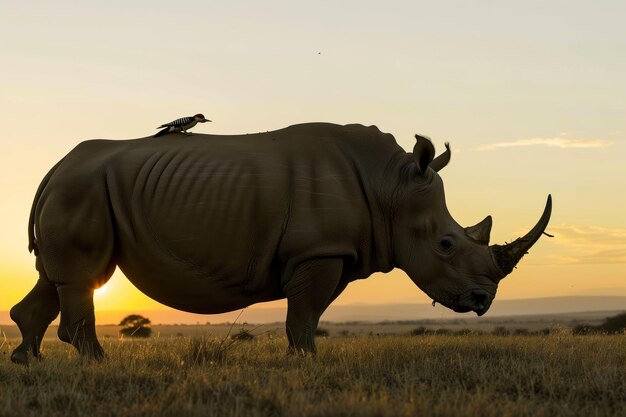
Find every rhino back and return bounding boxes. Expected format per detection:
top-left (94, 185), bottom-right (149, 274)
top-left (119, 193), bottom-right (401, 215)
top-left (44, 123), bottom-right (401, 312)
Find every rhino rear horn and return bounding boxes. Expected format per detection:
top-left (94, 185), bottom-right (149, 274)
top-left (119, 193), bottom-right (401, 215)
top-left (430, 142), bottom-right (451, 172)
top-left (465, 215), bottom-right (492, 245)
top-left (413, 135), bottom-right (435, 175)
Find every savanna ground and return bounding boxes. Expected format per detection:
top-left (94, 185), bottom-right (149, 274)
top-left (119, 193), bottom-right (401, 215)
top-left (0, 333), bottom-right (624, 417)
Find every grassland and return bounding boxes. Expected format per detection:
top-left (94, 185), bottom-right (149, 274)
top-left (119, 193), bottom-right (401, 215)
top-left (0, 334), bottom-right (624, 417)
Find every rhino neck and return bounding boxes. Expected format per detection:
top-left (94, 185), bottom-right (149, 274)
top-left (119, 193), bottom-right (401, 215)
top-left (343, 149), bottom-right (404, 278)
top-left (372, 151), bottom-right (414, 274)
top-left (331, 125), bottom-right (406, 278)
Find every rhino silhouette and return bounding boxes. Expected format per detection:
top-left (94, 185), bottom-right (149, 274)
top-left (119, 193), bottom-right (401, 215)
top-left (10, 123), bottom-right (551, 363)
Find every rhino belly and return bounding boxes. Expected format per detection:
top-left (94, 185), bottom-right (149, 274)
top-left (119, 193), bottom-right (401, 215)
top-left (117, 256), bottom-right (284, 314)
top-left (114, 217), bottom-right (286, 314)
top-left (112, 173), bottom-right (289, 313)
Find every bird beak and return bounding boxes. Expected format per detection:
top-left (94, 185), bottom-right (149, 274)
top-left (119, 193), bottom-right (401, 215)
top-left (204, 119), bottom-right (211, 123)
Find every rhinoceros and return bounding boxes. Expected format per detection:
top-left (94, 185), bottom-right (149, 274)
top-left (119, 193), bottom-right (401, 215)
top-left (10, 123), bottom-right (551, 363)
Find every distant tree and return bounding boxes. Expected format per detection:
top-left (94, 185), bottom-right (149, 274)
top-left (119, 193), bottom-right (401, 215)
top-left (119, 314), bottom-right (152, 338)
top-left (598, 312), bottom-right (626, 334)
top-left (572, 312), bottom-right (626, 335)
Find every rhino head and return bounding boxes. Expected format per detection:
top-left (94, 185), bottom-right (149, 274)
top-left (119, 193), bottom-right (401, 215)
top-left (391, 135), bottom-right (551, 316)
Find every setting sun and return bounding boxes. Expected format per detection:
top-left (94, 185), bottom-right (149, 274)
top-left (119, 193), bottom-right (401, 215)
top-left (94, 286), bottom-right (108, 297)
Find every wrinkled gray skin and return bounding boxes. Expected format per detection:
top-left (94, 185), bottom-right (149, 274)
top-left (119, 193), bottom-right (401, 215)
top-left (10, 123), bottom-right (551, 363)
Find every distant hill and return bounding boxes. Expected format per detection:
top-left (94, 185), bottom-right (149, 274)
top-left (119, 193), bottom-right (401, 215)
top-left (1, 296), bottom-right (624, 325)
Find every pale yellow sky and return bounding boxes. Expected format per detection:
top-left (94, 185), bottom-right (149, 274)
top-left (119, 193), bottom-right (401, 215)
top-left (1, 1), bottom-right (624, 314)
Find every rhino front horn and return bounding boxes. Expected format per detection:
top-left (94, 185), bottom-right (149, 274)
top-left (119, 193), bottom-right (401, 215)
top-left (490, 195), bottom-right (552, 278)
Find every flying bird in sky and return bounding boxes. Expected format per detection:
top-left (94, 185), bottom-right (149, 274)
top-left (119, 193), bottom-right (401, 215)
top-left (154, 114), bottom-right (211, 137)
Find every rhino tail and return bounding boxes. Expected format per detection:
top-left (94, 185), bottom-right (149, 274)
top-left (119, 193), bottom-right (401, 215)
top-left (28, 157), bottom-right (66, 255)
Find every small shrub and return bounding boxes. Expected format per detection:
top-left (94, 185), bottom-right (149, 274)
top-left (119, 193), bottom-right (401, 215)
top-left (315, 328), bottom-right (329, 337)
top-left (231, 329), bottom-right (255, 341)
top-left (410, 326), bottom-right (430, 336)
top-left (492, 326), bottom-right (510, 336)
top-left (572, 324), bottom-right (596, 335)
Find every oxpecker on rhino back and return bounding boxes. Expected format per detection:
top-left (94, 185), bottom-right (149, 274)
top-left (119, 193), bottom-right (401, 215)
top-left (10, 122), bottom-right (551, 363)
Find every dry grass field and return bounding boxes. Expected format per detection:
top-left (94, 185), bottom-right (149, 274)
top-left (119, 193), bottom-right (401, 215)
top-left (0, 333), bottom-right (624, 417)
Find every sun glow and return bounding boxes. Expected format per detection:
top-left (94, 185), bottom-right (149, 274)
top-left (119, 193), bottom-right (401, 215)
top-left (94, 286), bottom-right (108, 297)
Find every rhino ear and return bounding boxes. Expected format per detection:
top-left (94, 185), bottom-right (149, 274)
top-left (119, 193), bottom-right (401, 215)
top-left (430, 142), bottom-right (451, 172)
top-left (413, 134), bottom-right (436, 175)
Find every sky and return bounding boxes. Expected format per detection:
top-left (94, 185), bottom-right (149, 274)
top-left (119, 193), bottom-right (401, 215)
top-left (1, 1), bottom-right (624, 317)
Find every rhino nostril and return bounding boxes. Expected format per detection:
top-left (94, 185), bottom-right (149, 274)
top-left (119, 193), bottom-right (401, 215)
top-left (471, 291), bottom-right (490, 310)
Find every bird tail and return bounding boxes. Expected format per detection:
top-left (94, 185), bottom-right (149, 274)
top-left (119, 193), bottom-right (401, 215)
top-left (154, 127), bottom-right (170, 137)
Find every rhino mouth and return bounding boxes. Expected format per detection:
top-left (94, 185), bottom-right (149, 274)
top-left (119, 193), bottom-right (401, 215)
top-left (452, 289), bottom-right (493, 316)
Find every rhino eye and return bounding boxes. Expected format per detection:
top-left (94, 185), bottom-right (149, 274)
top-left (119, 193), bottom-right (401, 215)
top-left (439, 238), bottom-right (453, 251)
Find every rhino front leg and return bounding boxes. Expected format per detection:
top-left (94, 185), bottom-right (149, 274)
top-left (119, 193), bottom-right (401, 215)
top-left (57, 284), bottom-right (104, 360)
top-left (284, 258), bottom-right (343, 355)
top-left (10, 275), bottom-right (60, 365)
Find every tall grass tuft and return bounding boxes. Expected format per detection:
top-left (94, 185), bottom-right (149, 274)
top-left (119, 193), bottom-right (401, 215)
top-left (183, 336), bottom-right (234, 366)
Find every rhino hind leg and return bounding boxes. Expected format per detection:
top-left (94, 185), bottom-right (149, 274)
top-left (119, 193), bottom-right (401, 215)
top-left (31, 187), bottom-right (115, 360)
top-left (284, 258), bottom-right (343, 355)
top-left (10, 274), bottom-right (60, 365)
top-left (56, 284), bottom-right (104, 360)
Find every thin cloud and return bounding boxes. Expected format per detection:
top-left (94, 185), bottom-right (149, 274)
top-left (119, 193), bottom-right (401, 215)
top-left (479, 137), bottom-right (613, 150)
top-left (549, 225), bottom-right (626, 246)
top-left (573, 248), bottom-right (626, 265)
top-left (527, 224), bottom-right (626, 265)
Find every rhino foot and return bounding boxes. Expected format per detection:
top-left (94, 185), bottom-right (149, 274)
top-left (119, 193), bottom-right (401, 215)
top-left (10, 349), bottom-right (30, 365)
top-left (9, 276), bottom-right (60, 365)
top-left (10, 345), bottom-right (43, 366)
